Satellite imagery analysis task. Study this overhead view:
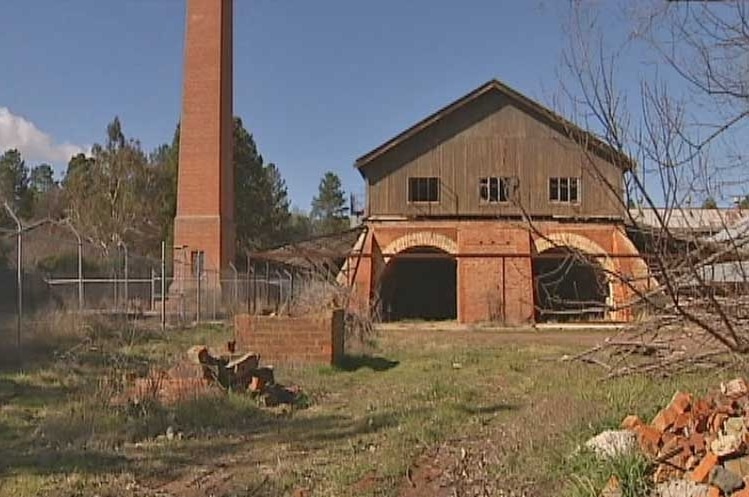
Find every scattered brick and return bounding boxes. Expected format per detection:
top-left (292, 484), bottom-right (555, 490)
top-left (615, 377), bottom-right (749, 490)
top-left (621, 414), bottom-right (643, 430)
top-left (692, 453), bottom-right (719, 483)
top-left (634, 424), bottom-right (662, 456)
top-left (653, 404), bottom-right (680, 433)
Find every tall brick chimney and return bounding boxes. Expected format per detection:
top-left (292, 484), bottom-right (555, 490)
top-left (173, 0), bottom-right (235, 284)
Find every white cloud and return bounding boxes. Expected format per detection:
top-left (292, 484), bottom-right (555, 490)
top-left (0, 107), bottom-right (88, 165)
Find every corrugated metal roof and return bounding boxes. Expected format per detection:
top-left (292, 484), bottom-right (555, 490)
top-left (252, 226), bottom-right (367, 271)
top-left (629, 208), bottom-right (749, 233)
top-left (707, 216), bottom-right (749, 244)
top-left (697, 261), bottom-right (749, 283)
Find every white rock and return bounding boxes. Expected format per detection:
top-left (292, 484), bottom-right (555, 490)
top-left (584, 430), bottom-right (637, 459)
top-left (652, 480), bottom-right (710, 497)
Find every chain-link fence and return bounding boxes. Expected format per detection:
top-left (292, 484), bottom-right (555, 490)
top-left (0, 212), bottom-right (347, 359)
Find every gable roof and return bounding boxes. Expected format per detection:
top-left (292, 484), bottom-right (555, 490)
top-left (354, 79), bottom-right (633, 173)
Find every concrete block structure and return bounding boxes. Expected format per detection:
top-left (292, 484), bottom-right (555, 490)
top-left (173, 0), bottom-right (235, 283)
top-left (346, 80), bottom-right (650, 324)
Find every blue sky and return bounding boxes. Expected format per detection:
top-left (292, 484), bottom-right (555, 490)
top-left (0, 0), bottom-right (708, 210)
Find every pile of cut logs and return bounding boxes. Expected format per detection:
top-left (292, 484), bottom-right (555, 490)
top-left (121, 341), bottom-right (300, 407)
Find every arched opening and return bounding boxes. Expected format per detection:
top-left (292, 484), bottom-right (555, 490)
top-left (379, 246), bottom-right (457, 322)
top-left (532, 247), bottom-right (609, 322)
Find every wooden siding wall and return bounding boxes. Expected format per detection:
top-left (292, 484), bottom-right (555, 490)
top-left (364, 92), bottom-right (624, 219)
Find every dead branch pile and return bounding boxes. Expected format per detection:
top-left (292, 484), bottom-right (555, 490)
top-left (279, 275), bottom-right (378, 348)
top-left (565, 314), bottom-right (744, 378)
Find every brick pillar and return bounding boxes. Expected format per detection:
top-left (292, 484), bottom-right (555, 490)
top-left (350, 231), bottom-right (381, 316)
top-left (173, 0), bottom-right (235, 285)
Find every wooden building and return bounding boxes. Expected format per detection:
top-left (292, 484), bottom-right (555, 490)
top-left (346, 80), bottom-right (650, 324)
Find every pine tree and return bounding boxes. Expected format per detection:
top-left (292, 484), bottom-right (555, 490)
top-left (310, 171), bottom-right (349, 235)
top-left (234, 117), bottom-right (292, 251)
top-left (0, 149), bottom-right (33, 219)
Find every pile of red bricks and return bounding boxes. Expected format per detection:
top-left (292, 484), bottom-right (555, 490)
top-left (622, 378), bottom-right (749, 495)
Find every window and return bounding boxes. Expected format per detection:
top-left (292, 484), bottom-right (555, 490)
top-left (479, 176), bottom-right (516, 203)
top-left (190, 250), bottom-right (205, 277)
top-left (408, 177), bottom-right (440, 202)
top-left (549, 177), bottom-right (580, 203)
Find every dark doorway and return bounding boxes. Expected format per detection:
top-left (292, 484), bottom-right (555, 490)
top-left (532, 247), bottom-right (609, 322)
top-left (379, 247), bottom-right (457, 321)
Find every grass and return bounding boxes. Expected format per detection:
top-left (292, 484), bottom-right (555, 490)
top-left (0, 315), bottom-right (738, 496)
top-left (567, 450), bottom-right (652, 497)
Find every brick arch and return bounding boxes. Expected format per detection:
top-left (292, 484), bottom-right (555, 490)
top-left (533, 232), bottom-right (615, 308)
top-left (382, 231), bottom-right (457, 263)
top-left (613, 229), bottom-right (651, 284)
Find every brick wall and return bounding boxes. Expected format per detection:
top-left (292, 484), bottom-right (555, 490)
top-left (457, 222), bottom-right (534, 324)
top-left (234, 310), bottom-right (344, 365)
top-left (352, 219), bottom-right (649, 324)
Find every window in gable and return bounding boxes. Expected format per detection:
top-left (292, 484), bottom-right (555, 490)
top-left (480, 176), bottom-right (516, 203)
top-left (549, 177), bottom-right (580, 204)
top-left (408, 177), bottom-right (440, 202)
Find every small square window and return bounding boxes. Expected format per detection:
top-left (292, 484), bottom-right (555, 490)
top-left (408, 177), bottom-right (439, 202)
top-left (480, 176), bottom-right (516, 204)
top-left (549, 177), bottom-right (580, 204)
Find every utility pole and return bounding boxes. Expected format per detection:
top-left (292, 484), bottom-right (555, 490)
top-left (119, 241), bottom-right (129, 312)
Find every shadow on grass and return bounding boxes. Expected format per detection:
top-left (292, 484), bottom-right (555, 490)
top-left (0, 447), bottom-right (129, 476)
top-left (457, 403), bottom-right (521, 415)
top-left (335, 354), bottom-right (400, 372)
top-left (0, 405), bottom-right (405, 483)
top-left (0, 377), bottom-right (72, 408)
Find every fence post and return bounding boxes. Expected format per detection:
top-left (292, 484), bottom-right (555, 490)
top-left (113, 266), bottom-right (118, 311)
top-left (196, 255), bottom-right (201, 324)
top-left (161, 241), bottom-right (166, 331)
top-left (4, 202), bottom-right (22, 363)
top-left (250, 260), bottom-right (256, 314)
top-left (150, 268), bottom-right (155, 311)
top-left (230, 262), bottom-right (238, 310)
top-left (63, 220), bottom-right (84, 312)
top-left (119, 241), bottom-right (128, 312)
top-left (265, 260), bottom-right (270, 310)
top-left (212, 270), bottom-right (217, 321)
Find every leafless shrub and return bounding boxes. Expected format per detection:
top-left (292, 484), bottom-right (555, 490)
top-left (274, 270), bottom-right (379, 350)
top-left (552, 1), bottom-right (749, 374)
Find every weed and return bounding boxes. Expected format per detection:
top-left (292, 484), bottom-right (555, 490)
top-left (567, 450), bottom-right (652, 497)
